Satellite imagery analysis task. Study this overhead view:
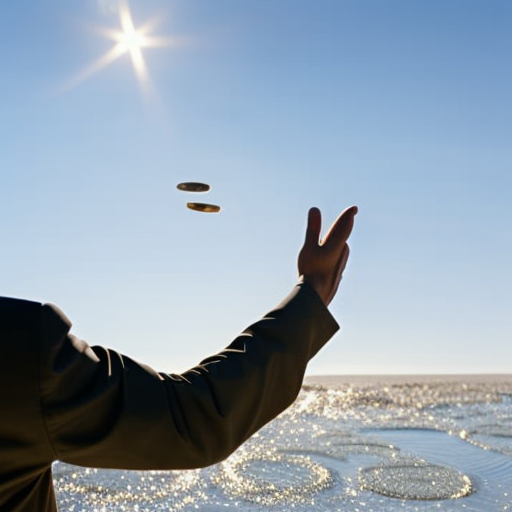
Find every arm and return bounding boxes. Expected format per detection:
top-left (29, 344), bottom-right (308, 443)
top-left (39, 281), bottom-right (338, 470)
top-left (39, 205), bottom-right (357, 470)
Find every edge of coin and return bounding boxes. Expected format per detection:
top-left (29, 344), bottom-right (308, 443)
top-left (186, 202), bottom-right (221, 213)
top-left (177, 182), bottom-right (211, 193)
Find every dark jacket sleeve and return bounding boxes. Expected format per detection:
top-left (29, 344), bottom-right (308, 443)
top-left (39, 281), bottom-right (339, 470)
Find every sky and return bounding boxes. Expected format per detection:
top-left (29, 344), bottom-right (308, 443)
top-left (0, 0), bottom-right (510, 375)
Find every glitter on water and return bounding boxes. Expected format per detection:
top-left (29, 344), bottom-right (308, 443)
top-left (54, 377), bottom-right (512, 511)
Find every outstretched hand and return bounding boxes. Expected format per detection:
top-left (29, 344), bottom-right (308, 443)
top-left (298, 206), bottom-right (358, 306)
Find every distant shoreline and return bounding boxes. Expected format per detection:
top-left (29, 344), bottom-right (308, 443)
top-left (305, 373), bottom-right (512, 387)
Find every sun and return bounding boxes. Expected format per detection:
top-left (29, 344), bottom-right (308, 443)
top-left (114, 3), bottom-right (151, 83)
top-left (64, 0), bottom-right (175, 92)
top-left (117, 29), bottom-right (147, 54)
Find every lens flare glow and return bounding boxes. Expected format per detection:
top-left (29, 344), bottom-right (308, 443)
top-left (64, 0), bottom-right (176, 92)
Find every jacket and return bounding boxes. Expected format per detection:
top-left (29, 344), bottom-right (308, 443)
top-left (0, 281), bottom-right (339, 511)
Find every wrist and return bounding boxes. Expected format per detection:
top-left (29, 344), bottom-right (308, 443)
top-left (299, 275), bottom-right (329, 306)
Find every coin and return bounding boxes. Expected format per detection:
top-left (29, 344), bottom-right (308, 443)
top-left (187, 202), bottom-right (221, 213)
top-left (177, 182), bottom-right (210, 192)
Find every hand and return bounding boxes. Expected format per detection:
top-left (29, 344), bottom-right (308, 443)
top-left (298, 206), bottom-right (358, 306)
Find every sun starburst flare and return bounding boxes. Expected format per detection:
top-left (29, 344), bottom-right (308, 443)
top-left (63, 0), bottom-right (177, 93)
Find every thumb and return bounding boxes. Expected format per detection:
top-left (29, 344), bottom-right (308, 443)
top-left (304, 207), bottom-right (322, 248)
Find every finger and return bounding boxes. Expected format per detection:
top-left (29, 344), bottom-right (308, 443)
top-left (338, 243), bottom-right (350, 277)
top-left (322, 206), bottom-right (357, 250)
top-left (304, 207), bottom-right (322, 248)
top-left (328, 244), bottom-right (350, 304)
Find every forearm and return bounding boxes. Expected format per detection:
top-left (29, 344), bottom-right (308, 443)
top-left (157, 279), bottom-right (339, 468)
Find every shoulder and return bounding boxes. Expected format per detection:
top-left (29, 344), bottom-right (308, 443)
top-left (0, 295), bottom-right (41, 309)
top-left (0, 296), bottom-right (72, 336)
top-left (0, 296), bottom-right (41, 329)
top-left (40, 303), bottom-right (73, 349)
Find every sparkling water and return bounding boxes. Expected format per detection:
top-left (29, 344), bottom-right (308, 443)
top-left (54, 376), bottom-right (512, 511)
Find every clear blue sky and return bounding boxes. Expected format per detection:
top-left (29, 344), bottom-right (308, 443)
top-left (1, 0), bottom-right (510, 374)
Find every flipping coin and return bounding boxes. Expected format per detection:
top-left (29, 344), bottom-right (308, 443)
top-left (177, 182), bottom-right (210, 193)
top-left (187, 202), bottom-right (221, 213)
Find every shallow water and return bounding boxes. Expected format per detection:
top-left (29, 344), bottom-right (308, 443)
top-left (54, 377), bottom-right (512, 511)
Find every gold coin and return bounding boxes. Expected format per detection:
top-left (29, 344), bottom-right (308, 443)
top-left (177, 182), bottom-right (210, 192)
top-left (187, 202), bottom-right (221, 213)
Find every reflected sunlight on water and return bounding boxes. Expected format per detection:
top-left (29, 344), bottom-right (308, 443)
top-left (55, 376), bottom-right (512, 511)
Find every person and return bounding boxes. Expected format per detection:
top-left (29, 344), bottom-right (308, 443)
top-left (0, 205), bottom-right (357, 512)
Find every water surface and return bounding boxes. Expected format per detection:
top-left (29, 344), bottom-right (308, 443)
top-left (55, 375), bottom-right (512, 511)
